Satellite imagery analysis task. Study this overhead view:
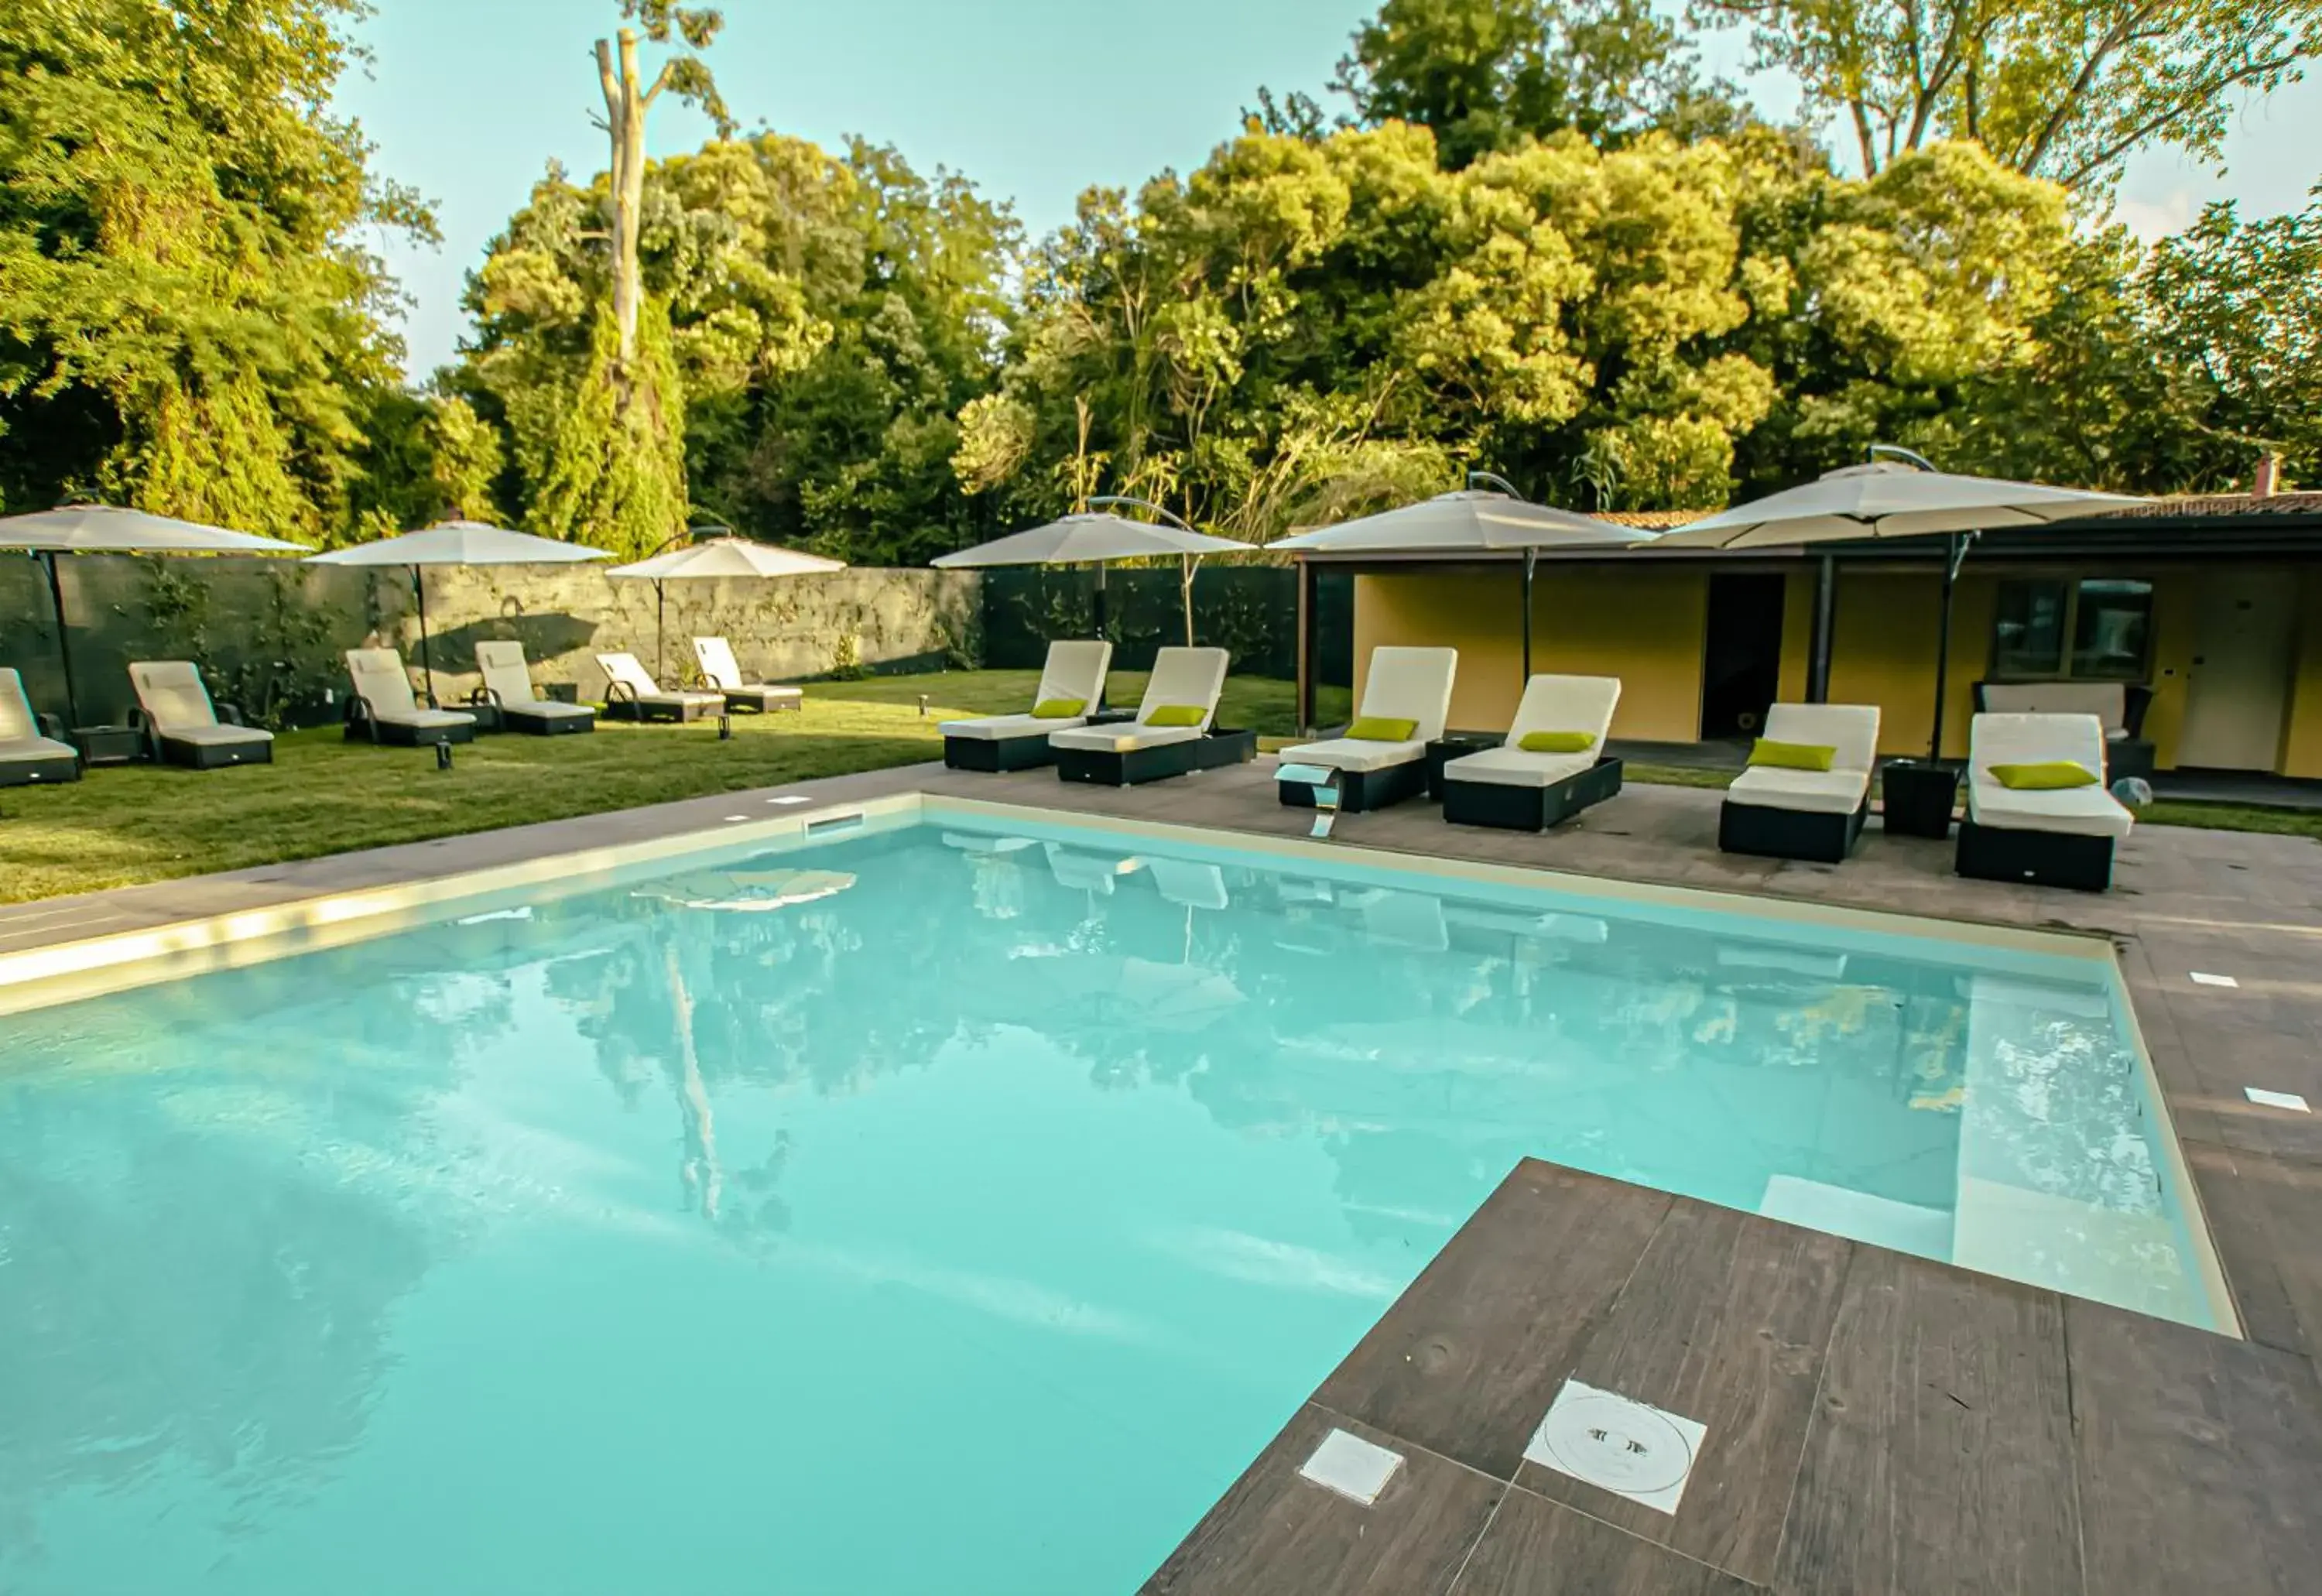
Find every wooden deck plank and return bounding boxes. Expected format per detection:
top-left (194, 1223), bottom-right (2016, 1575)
top-left (1773, 1249), bottom-right (2081, 1596)
top-left (1450, 1488), bottom-right (1762, 1595)
top-left (1514, 1203), bottom-right (1850, 1585)
top-left (2068, 1298), bottom-right (2322, 1595)
top-left (1313, 1159), bottom-right (1672, 1480)
top-left (1139, 1406), bottom-right (1504, 1596)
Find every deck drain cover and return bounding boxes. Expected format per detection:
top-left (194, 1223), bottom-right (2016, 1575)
top-left (1297, 1427), bottom-right (1403, 1506)
top-left (1526, 1380), bottom-right (1704, 1515)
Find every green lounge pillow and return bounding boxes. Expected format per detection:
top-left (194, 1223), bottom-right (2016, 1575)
top-left (1031, 697), bottom-right (1086, 719)
top-left (1144, 704), bottom-right (1207, 728)
top-left (1346, 714), bottom-right (1419, 742)
top-left (1990, 760), bottom-right (2098, 790)
top-left (1517, 730), bottom-right (1596, 755)
top-left (1749, 739), bottom-right (1837, 772)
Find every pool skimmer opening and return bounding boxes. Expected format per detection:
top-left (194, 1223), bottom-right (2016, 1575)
top-left (1525, 1379), bottom-right (1706, 1516)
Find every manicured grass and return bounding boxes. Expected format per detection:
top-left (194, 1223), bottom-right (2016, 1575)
top-left (0, 672), bottom-right (1350, 905)
top-left (2142, 800), bottom-right (2322, 839)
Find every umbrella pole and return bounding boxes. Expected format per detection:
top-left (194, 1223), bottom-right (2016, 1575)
top-left (1928, 532), bottom-right (1974, 762)
top-left (657, 580), bottom-right (666, 683)
top-left (1181, 554), bottom-right (1197, 648)
top-left (412, 567), bottom-right (440, 707)
top-left (40, 553), bottom-right (80, 730)
top-left (1091, 563), bottom-right (1108, 641)
top-left (1520, 550), bottom-right (1536, 686)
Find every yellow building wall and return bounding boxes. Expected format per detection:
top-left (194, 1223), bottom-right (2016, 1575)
top-left (1352, 567), bottom-right (1708, 739)
top-left (1353, 560), bottom-right (2315, 772)
top-left (2282, 570), bottom-right (2322, 778)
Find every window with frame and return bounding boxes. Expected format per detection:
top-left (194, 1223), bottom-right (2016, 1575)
top-left (1989, 577), bottom-right (2152, 680)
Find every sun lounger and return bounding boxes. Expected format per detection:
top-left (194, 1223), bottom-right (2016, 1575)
top-left (1956, 712), bottom-right (2132, 891)
top-left (595, 652), bottom-right (725, 722)
top-left (126, 661), bottom-right (274, 769)
top-left (1049, 646), bottom-right (1254, 786)
top-left (941, 640), bottom-right (1114, 772)
top-left (473, 642), bottom-right (598, 736)
top-left (1718, 703), bottom-right (1881, 863)
top-left (692, 636), bottom-right (803, 714)
top-left (344, 648), bottom-right (478, 747)
top-left (1439, 674), bottom-right (1622, 831)
top-left (0, 667), bottom-right (80, 788)
top-left (1275, 646), bottom-right (1457, 813)
top-left (1974, 680), bottom-right (2155, 781)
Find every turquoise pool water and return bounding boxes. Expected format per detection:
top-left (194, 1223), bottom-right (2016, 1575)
top-left (0, 810), bottom-right (2215, 1594)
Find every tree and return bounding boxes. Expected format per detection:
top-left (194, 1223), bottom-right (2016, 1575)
top-left (0, 0), bottom-right (432, 531)
top-left (1287, 0), bottom-right (1744, 166)
top-left (1693, 0), bottom-right (2322, 194)
top-left (594, 2), bottom-right (730, 361)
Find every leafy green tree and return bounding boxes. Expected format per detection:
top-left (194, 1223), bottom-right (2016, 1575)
top-left (464, 133), bottom-right (1014, 561)
top-left (1693, 0), bottom-right (2322, 194)
top-left (0, 0), bottom-right (432, 531)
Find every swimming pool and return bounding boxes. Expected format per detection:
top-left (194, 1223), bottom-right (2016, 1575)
top-left (0, 801), bottom-right (2224, 1594)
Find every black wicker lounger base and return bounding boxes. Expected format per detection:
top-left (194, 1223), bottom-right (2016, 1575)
top-left (1718, 799), bottom-right (1867, 864)
top-left (944, 732), bottom-right (1060, 772)
top-left (1956, 818), bottom-right (2117, 892)
top-left (343, 703), bottom-right (474, 748)
top-left (1276, 759), bottom-right (1426, 813)
top-left (499, 707), bottom-right (596, 736)
top-left (602, 695), bottom-right (716, 724)
top-left (1442, 757), bottom-right (1623, 831)
top-left (1056, 728), bottom-right (1259, 787)
top-left (0, 749), bottom-right (80, 787)
top-left (159, 735), bottom-right (273, 770)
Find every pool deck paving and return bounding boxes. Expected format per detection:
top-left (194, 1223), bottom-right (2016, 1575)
top-left (6, 753), bottom-right (2321, 1591)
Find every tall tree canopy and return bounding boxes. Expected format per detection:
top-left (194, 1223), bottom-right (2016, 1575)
top-left (461, 132), bottom-right (1015, 563)
top-left (1694, 0), bottom-right (2322, 194)
top-left (0, 0), bottom-right (430, 531)
top-left (951, 122), bottom-right (2115, 537)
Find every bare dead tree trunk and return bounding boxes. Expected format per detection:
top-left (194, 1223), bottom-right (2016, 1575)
top-left (594, 26), bottom-right (660, 365)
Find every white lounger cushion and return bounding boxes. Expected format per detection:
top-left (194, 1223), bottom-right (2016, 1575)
top-left (1967, 713), bottom-right (2132, 838)
top-left (346, 649), bottom-right (478, 730)
top-left (692, 637), bottom-right (803, 704)
top-left (1726, 702), bottom-right (1878, 814)
top-left (1278, 645), bottom-right (1456, 773)
top-left (1274, 735), bottom-right (1427, 773)
top-left (1442, 673), bottom-right (1620, 788)
top-left (1046, 646), bottom-right (1227, 753)
top-left (128, 662), bottom-right (273, 748)
top-left (597, 652), bottom-right (725, 708)
top-left (0, 668), bottom-right (77, 765)
top-left (474, 642), bottom-right (597, 723)
top-left (943, 711), bottom-right (1087, 741)
top-left (942, 639), bottom-right (1115, 740)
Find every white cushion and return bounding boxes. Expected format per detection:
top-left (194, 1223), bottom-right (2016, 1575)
top-left (1442, 747), bottom-right (1595, 789)
top-left (163, 723), bottom-right (273, 748)
top-left (1351, 646), bottom-right (1457, 745)
top-left (1036, 640), bottom-right (1113, 711)
top-left (942, 712), bottom-right (1087, 741)
top-left (129, 661), bottom-right (221, 731)
top-left (508, 700), bottom-right (596, 723)
top-left (1759, 704), bottom-right (1879, 772)
top-left (1046, 723), bottom-right (1205, 754)
top-left (0, 735), bottom-right (77, 764)
top-left (375, 707), bottom-right (478, 731)
top-left (1726, 765), bottom-right (1869, 816)
top-left (1508, 674), bottom-right (1621, 745)
top-left (1274, 736), bottom-right (1426, 773)
top-left (1129, 646), bottom-right (1229, 731)
top-left (1967, 712), bottom-right (2131, 837)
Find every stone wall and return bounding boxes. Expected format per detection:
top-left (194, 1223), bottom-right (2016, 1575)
top-left (0, 553), bottom-right (981, 728)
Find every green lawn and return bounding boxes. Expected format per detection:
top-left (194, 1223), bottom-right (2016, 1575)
top-left (0, 672), bottom-right (1351, 905)
top-left (4, 670), bottom-right (2309, 906)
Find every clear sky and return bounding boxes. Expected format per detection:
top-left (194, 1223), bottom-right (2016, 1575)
top-left (336, 1), bottom-right (2322, 379)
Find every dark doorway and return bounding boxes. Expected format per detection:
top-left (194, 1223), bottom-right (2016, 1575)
top-left (1700, 574), bottom-right (1786, 740)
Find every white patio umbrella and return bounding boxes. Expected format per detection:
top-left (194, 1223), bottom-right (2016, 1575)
top-left (1652, 450), bottom-right (2148, 758)
top-left (0, 505), bottom-right (310, 727)
top-left (307, 521), bottom-right (609, 702)
top-left (933, 498), bottom-right (1252, 645)
top-left (606, 535), bottom-right (847, 679)
top-left (1275, 474), bottom-right (1656, 684)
